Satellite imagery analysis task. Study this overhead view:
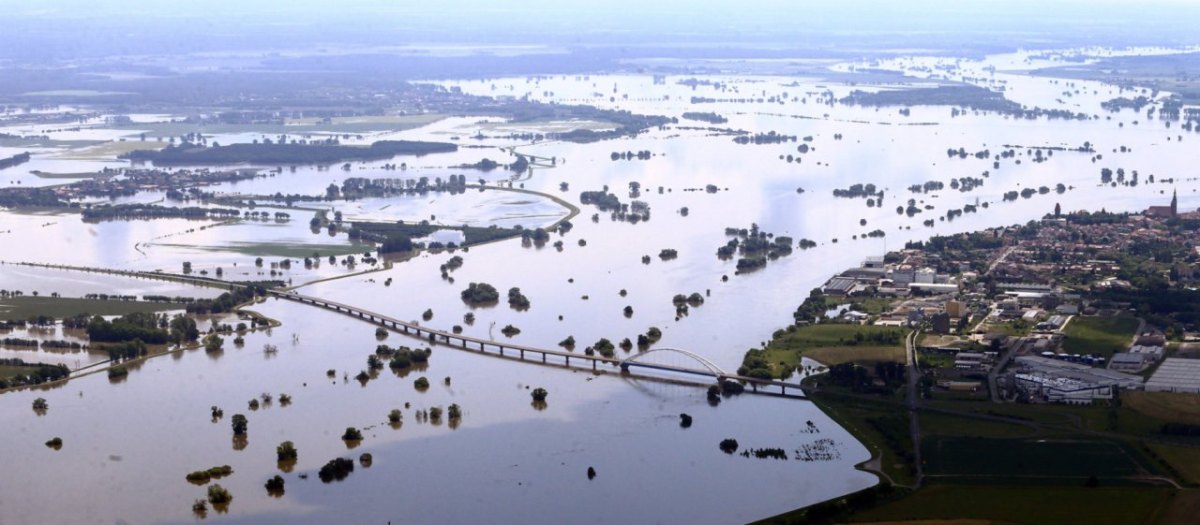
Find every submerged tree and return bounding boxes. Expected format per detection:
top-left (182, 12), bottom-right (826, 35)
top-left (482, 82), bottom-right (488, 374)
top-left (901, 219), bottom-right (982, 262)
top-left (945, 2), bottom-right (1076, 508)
top-left (231, 414), bottom-right (248, 435)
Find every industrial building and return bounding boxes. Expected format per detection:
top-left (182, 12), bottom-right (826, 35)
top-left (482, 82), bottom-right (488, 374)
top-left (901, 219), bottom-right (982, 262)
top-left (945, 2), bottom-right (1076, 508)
top-left (1011, 355), bottom-right (1144, 403)
top-left (1013, 373), bottom-right (1116, 404)
top-left (1146, 358), bottom-right (1200, 394)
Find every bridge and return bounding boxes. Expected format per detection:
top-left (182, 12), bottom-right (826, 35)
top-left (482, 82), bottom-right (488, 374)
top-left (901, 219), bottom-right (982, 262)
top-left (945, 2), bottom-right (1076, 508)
top-left (501, 147), bottom-right (557, 168)
top-left (3, 261), bottom-right (805, 398)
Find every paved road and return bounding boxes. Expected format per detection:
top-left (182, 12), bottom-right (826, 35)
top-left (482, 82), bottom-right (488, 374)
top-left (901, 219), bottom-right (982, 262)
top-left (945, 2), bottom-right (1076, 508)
top-left (987, 337), bottom-right (1023, 402)
top-left (905, 329), bottom-right (924, 488)
top-left (986, 245), bottom-right (1016, 275)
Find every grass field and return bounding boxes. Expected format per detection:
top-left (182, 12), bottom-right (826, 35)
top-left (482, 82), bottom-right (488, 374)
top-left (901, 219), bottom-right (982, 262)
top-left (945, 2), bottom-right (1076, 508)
top-left (848, 485), bottom-right (1173, 525)
top-left (53, 140), bottom-right (167, 160)
top-left (925, 398), bottom-right (1167, 437)
top-left (922, 437), bottom-right (1147, 481)
top-left (1061, 316), bottom-right (1139, 358)
top-left (760, 324), bottom-right (908, 375)
top-left (805, 345), bottom-right (906, 366)
top-left (0, 365), bottom-right (38, 380)
top-left (919, 412), bottom-right (1036, 439)
top-left (148, 240), bottom-right (371, 258)
top-left (813, 394), bottom-right (915, 486)
top-left (118, 113), bottom-right (444, 137)
top-left (829, 296), bottom-right (896, 316)
top-left (0, 296), bottom-right (187, 320)
top-left (1125, 391), bottom-right (1200, 426)
top-left (1147, 444), bottom-right (1200, 485)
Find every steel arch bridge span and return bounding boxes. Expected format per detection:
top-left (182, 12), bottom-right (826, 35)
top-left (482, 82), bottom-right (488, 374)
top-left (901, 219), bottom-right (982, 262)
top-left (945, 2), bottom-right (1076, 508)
top-left (619, 348), bottom-right (728, 379)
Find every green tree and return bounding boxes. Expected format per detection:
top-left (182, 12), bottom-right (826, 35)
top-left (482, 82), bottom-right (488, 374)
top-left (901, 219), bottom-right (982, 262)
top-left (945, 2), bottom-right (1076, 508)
top-left (276, 441), bottom-right (297, 461)
top-left (231, 414), bottom-right (248, 435)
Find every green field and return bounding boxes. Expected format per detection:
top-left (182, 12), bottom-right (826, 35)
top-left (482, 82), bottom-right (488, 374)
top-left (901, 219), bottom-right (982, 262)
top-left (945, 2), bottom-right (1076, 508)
top-left (1148, 444), bottom-right (1200, 485)
top-left (115, 113), bottom-right (444, 137)
top-left (1125, 391), bottom-right (1200, 426)
top-left (925, 397), bottom-right (1167, 437)
top-left (0, 365), bottom-right (36, 380)
top-left (149, 240), bottom-right (371, 258)
top-left (804, 345), bottom-right (906, 366)
top-left (0, 297), bottom-right (187, 320)
top-left (848, 485), bottom-right (1173, 525)
top-left (754, 324), bottom-right (908, 377)
top-left (923, 437), bottom-right (1148, 481)
top-left (919, 412), bottom-right (1036, 439)
top-left (813, 394), bottom-right (915, 487)
top-left (1061, 316), bottom-right (1140, 358)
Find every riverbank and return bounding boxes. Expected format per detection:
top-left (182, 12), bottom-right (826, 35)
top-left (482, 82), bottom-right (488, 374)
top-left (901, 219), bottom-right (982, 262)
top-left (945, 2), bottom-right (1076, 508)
top-left (751, 213), bottom-right (1200, 524)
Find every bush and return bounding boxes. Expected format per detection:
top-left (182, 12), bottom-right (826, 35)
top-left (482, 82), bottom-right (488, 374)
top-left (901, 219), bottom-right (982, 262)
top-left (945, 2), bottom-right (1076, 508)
top-left (206, 484), bottom-right (233, 505)
top-left (501, 324), bottom-right (521, 337)
top-left (187, 465), bottom-right (234, 484)
top-left (388, 409), bottom-right (402, 423)
top-left (448, 403), bottom-right (462, 419)
top-left (264, 475), bottom-right (285, 494)
top-left (318, 458), bottom-right (355, 483)
top-left (461, 282), bottom-right (500, 304)
top-left (107, 366), bottom-right (128, 379)
top-left (276, 441), bottom-right (298, 461)
top-left (719, 439), bottom-right (739, 454)
top-left (531, 387), bottom-right (548, 402)
top-left (508, 287), bottom-right (531, 309)
top-left (341, 427), bottom-right (363, 441)
top-left (592, 338), bottom-right (615, 358)
top-left (45, 437), bottom-right (63, 449)
top-left (414, 376), bottom-right (430, 390)
top-left (231, 414), bottom-right (248, 435)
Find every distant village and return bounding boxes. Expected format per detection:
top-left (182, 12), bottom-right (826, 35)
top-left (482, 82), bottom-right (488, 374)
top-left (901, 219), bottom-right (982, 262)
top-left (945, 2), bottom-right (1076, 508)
top-left (819, 191), bottom-right (1200, 404)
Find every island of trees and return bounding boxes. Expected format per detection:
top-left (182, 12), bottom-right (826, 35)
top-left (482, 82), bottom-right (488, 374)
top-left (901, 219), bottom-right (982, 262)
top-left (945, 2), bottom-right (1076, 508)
top-left (122, 140), bottom-right (457, 166)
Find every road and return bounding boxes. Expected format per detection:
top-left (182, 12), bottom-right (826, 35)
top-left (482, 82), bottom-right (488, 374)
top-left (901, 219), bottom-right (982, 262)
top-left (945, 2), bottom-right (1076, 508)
top-left (987, 337), bottom-right (1023, 402)
top-left (986, 245), bottom-right (1016, 275)
top-left (905, 329), bottom-right (924, 488)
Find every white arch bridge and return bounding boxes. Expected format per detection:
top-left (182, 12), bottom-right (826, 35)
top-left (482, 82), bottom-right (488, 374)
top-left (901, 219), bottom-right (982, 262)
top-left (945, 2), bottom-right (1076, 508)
top-left (618, 348), bottom-right (801, 396)
top-left (4, 261), bottom-right (806, 398)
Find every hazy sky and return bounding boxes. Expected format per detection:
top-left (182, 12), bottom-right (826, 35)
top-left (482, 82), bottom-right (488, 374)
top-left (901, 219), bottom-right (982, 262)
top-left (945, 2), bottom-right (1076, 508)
top-left (1, 0), bottom-right (1198, 60)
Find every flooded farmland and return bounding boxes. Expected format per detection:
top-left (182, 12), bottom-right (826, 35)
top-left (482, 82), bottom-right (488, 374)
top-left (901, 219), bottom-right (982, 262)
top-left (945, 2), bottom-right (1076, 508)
top-left (2, 28), bottom-right (1200, 523)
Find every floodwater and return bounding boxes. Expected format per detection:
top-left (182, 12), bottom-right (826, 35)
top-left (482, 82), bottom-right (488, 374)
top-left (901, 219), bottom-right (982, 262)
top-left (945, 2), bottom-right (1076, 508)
top-left (0, 299), bottom-right (873, 524)
top-left (1, 45), bottom-right (1199, 523)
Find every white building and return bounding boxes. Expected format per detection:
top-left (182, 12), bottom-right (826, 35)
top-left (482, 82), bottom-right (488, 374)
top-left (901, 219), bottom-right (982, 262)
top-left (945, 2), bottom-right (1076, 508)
top-left (1014, 373), bottom-right (1114, 404)
top-left (1146, 358), bottom-right (1200, 394)
top-left (915, 268), bottom-right (936, 284)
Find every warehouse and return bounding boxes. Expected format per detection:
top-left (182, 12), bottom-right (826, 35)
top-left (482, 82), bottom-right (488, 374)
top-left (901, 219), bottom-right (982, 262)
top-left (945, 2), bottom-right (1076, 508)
top-left (1146, 358), bottom-right (1200, 394)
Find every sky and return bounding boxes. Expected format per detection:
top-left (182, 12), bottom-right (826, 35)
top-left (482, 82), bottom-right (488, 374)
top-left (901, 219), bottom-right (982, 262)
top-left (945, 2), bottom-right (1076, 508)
top-left (1, 0), bottom-right (1198, 60)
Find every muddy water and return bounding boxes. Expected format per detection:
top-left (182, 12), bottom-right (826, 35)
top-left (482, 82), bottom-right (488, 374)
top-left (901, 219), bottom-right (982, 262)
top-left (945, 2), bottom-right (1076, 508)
top-left (1, 46), bottom-right (1198, 524)
top-left (0, 299), bottom-right (872, 524)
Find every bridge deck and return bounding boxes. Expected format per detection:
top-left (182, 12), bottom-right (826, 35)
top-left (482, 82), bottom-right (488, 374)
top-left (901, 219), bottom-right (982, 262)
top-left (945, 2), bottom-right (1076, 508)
top-left (4, 261), bottom-right (805, 397)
